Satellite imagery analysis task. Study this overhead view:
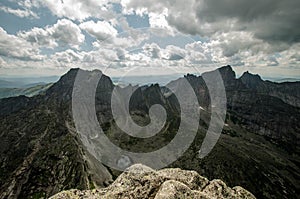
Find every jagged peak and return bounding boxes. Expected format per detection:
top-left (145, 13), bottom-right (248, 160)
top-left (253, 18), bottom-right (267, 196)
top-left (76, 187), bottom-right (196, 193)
top-left (57, 68), bottom-right (107, 84)
top-left (201, 65), bottom-right (236, 83)
top-left (239, 71), bottom-right (264, 89)
top-left (220, 64), bottom-right (234, 71)
top-left (46, 68), bottom-right (111, 100)
top-left (201, 65), bottom-right (236, 80)
top-left (218, 65), bottom-right (236, 77)
top-left (240, 71), bottom-right (262, 81)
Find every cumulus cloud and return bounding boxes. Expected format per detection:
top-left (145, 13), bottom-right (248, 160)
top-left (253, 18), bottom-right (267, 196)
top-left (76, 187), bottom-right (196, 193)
top-left (183, 34), bottom-right (300, 69)
top-left (50, 47), bottom-right (123, 68)
top-left (80, 20), bottom-right (118, 41)
top-left (51, 19), bottom-right (85, 48)
top-left (18, 19), bottom-right (85, 49)
top-left (120, 0), bottom-right (300, 75)
top-left (141, 43), bottom-right (187, 61)
top-left (143, 43), bottom-right (161, 58)
top-left (92, 28), bottom-right (149, 49)
top-left (1, 0), bottom-right (298, 77)
top-left (164, 45), bottom-right (186, 60)
top-left (18, 27), bottom-right (56, 48)
top-left (0, 6), bottom-right (38, 18)
top-left (0, 27), bottom-right (44, 61)
top-left (37, 0), bottom-right (118, 21)
top-left (52, 49), bottom-right (82, 64)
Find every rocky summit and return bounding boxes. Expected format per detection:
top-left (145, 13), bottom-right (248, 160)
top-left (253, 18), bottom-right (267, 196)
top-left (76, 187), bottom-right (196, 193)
top-left (50, 164), bottom-right (255, 199)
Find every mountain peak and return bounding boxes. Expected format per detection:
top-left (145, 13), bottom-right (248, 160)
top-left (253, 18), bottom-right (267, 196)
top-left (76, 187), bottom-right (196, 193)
top-left (45, 68), bottom-right (109, 102)
top-left (214, 65), bottom-right (237, 85)
top-left (239, 71), bottom-right (263, 89)
top-left (240, 71), bottom-right (262, 81)
top-left (220, 64), bottom-right (234, 71)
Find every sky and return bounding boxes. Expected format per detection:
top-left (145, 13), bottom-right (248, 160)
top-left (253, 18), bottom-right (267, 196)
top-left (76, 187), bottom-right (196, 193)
top-left (0, 0), bottom-right (299, 78)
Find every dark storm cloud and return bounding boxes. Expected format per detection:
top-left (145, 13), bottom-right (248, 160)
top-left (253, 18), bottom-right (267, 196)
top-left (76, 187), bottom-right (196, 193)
top-left (194, 0), bottom-right (300, 43)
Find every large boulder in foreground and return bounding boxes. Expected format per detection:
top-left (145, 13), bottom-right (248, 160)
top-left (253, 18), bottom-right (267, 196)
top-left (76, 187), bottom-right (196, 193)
top-left (50, 164), bottom-right (256, 199)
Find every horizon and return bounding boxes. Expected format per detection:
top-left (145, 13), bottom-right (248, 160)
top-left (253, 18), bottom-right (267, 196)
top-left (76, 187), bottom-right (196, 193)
top-left (1, 66), bottom-right (299, 88)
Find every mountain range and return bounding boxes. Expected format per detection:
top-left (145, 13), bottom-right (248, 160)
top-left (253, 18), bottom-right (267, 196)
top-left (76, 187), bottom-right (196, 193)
top-left (0, 65), bottom-right (299, 198)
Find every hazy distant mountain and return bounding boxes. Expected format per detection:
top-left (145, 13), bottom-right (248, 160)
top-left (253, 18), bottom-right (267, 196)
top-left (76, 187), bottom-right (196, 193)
top-left (0, 66), bottom-right (299, 199)
top-left (111, 74), bottom-right (184, 86)
top-left (0, 76), bottom-right (59, 88)
top-left (263, 77), bottom-right (300, 83)
top-left (0, 83), bottom-right (53, 99)
top-left (0, 76), bottom-right (59, 99)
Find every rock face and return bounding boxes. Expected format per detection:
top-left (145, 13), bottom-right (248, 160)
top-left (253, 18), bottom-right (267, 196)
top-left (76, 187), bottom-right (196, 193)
top-left (240, 71), bottom-right (300, 107)
top-left (50, 164), bottom-right (255, 199)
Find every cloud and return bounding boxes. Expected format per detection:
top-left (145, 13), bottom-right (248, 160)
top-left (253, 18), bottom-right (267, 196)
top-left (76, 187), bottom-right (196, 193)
top-left (210, 31), bottom-right (266, 57)
top-left (18, 19), bottom-right (85, 49)
top-left (122, 0), bottom-right (300, 45)
top-left (164, 45), bottom-right (186, 60)
top-left (92, 28), bottom-right (149, 49)
top-left (0, 56), bottom-right (5, 67)
top-left (148, 9), bottom-right (170, 29)
top-left (1, 0), bottom-right (299, 77)
top-left (17, 0), bottom-right (40, 9)
top-left (18, 27), bottom-right (56, 48)
top-left (0, 27), bottom-right (44, 61)
top-left (50, 47), bottom-right (123, 68)
top-left (194, 0), bottom-right (300, 43)
top-left (51, 19), bottom-right (85, 48)
top-left (143, 43), bottom-right (161, 58)
top-left (183, 34), bottom-right (300, 69)
top-left (120, 0), bottom-right (300, 74)
top-left (0, 6), bottom-right (38, 18)
top-left (38, 0), bottom-right (119, 21)
top-left (277, 43), bottom-right (300, 67)
top-left (141, 43), bottom-right (187, 61)
top-left (80, 20), bottom-right (118, 41)
top-left (52, 49), bottom-right (82, 64)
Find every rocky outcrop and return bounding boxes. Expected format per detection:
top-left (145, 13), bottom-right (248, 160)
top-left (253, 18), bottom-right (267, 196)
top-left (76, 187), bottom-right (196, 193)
top-left (50, 164), bottom-right (255, 199)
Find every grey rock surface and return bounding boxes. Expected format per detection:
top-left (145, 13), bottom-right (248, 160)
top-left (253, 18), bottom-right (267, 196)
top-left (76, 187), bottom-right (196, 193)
top-left (50, 164), bottom-right (255, 199)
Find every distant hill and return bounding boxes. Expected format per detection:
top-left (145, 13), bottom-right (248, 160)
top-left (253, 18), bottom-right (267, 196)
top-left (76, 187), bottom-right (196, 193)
top-left (0, 76), bottom-right (59, 88)
top-left (0, 83), bottom-right (53, 99)
top-left (0, 79), bottom-right (23, 88)
top-left (0, 75), bottom-right (59, 98)
top-left (263, 77), bottom-right (300, 83)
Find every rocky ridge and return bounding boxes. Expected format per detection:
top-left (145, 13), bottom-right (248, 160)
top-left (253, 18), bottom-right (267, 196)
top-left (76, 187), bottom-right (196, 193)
top-left (50, 164), bottom-right (255, 199)
top-left (0, 66), bottom-right (299, 198)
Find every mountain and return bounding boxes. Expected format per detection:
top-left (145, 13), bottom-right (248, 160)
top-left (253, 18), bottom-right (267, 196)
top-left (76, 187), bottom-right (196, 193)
top-left (0, 75), bottom-right (60, 99)
top-left (240, 71), bottom-right (300, 107)
top-left (50, 164), bottom-right (256, 199)
top-left (0, 76), bottom-right (60, 88)
top-left (0, 79), bottom-right (13, 88)
top-left (0, 66), bottom-right (299, 198)
top-left (0, 83), bottom-right (53, 99)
